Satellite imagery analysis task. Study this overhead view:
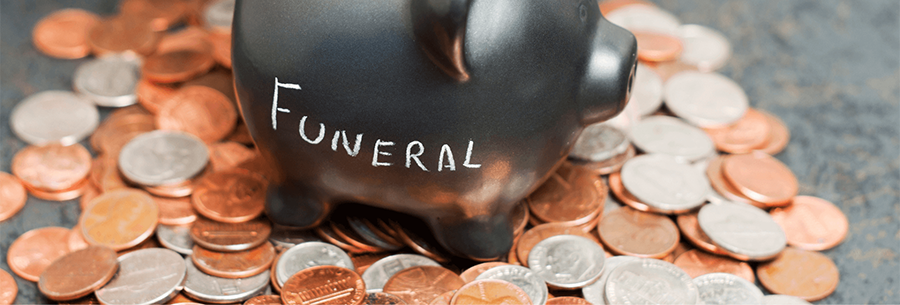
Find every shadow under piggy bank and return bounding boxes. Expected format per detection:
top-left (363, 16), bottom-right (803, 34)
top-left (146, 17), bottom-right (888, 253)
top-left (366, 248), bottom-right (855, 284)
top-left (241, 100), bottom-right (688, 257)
top-left (233, 0), bottom-right (636, 260)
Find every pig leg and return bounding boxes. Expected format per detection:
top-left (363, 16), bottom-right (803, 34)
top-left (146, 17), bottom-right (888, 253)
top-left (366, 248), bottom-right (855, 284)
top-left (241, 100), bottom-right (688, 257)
top-left (264, 183), bottom-right (330, 228)
top-left (427, 211), bottom-right (514, 261)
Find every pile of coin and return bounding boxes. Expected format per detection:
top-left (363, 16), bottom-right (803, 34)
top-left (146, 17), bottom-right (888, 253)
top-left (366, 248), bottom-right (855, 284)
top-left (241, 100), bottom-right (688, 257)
top-left (0, 0), bottom-right (849, 304)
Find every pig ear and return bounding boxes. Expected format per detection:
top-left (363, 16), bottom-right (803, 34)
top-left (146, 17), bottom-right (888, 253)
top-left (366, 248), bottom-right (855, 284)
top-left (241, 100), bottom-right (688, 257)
top-left (411, 0), bottom-right (472, 82)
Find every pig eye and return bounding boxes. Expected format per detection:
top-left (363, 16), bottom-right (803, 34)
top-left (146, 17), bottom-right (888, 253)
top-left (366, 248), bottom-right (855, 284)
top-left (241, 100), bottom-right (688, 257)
top-left (579, 4), bottom-right (588, 22)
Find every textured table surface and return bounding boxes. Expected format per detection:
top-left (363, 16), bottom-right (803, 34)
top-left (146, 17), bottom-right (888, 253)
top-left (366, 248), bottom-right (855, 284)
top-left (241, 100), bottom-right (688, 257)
top-left (1, 0), bottom-right (898, 304)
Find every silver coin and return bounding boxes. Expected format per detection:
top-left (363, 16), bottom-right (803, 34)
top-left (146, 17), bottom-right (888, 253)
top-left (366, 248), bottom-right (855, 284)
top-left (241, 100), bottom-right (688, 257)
top-left (9, 90), bottom-right (99, 146)
top-left (693, 273), bottom-right (764, 305)
top-left (95, 248), bottom-right (186, 305)
top-left (204, 0), bottom-right (235, 31)
top-left (582, 256), bottom-right (640, 305)
top-left (361, 254), bottom-right (441, 293)
top-left (157, 224), bottom-right (195, 255)
top-left (275, 241), bottom-right (354, 286)
top-left (269, 224), bottom-right (321, 252)
top-left (631, 63), bottom-right (664, 116)
top-left (605, 258), bottom-right (699, 305)
top-left (664, 71), bottom-right (749, 128)
top-left (475, 265), bottom-right (548, 305)
top-left (628, 115), bottom-right (715, 162)
top-left (620, 154), bottom-right (710, 213)
top-left (762, 294), bottom-right (813, 305)
top-left (698, 203), bottom-right (787, 261)
top-left (604, 5), bottom-right (681, 36)
top-left (118, 130), bottom-right (209, 186)
top-left (527, 235), bottom-right (605, 289)
top-left (73, 53), bottom-right (141, 107)
top-left (570, 124), bottom-right (630, 162)
top-left (678, 24), bottom-right (732, 72)
top-left (183, 257), bottom-right (269, 304)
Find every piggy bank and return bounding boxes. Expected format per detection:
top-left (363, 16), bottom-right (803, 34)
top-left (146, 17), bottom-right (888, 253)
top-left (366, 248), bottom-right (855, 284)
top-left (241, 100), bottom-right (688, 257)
top-left (232, 0), bottom-right (636, 260)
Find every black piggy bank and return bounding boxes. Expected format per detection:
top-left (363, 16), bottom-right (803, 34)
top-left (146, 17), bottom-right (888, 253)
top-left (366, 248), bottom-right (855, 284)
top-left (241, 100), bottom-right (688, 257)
top-left (232, 0), bottom-right (636, 260)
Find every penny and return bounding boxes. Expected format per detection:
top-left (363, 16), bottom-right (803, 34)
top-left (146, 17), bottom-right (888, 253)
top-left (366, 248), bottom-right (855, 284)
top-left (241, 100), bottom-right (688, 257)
top-left (675, 212), bottom-right (730, 255)
top-left (73, 54), bottom-right (141, 107)
top-left (362, 254), bottom-right (441, 293)
top-left (183, 256), bottom-right (270, 304)
top-left (90, 111), bottom-right (156, 156)
top-left (207, 31), bottom-right (233, 68)
top-left (761, 295), bottom-right (813, 305)
top-left (0, 172), bottom-right (26, 222)
top-left (10, 90), bottom-right (99, 146)
top-left (156, 26), bottom-right (213, 54)
top-left (90, 156), bottom-right (127, 192)
top-left (677, 24), bottom-right (732, 72)
top-left (722, 151), bottom-right (798, 207)
top-left (428, 290), bottom-right (454, 305)
top-left (527, 235), bottom-right (605, 289)
top-left (351, 252), bottom-right (391, 275)
top-left (757, 248), bottom-right (839, 302)
top-left (545, 297), bottom-right (589, 305)
top-left (190, 217), bottom-right (272, 252)
top-left (604, 258), bottom-right (699, 305)
top-left (756, 110), bottom-right (790, 155)
top-left (392, 222), bottom-right (452, 263)
top-left (330, 218), bottom-right (388, 252)
top-left (509, 201), bottom-right (530, 237)
top-left (527, 163), bottom-right (604, 227)
top-left (0, 269), bottom-right (16, 304)
top-left (281, 266), bottom-right (366, 305)
top-left (628, 115), bottom-right (715, 162)
top-left (633, 31), bottom-right (683, 62)
top-left (24, 178), bottom-right (90, 201)
top-left (647, 60), bottom-right (699, 82)
top-left (95, 248), bottom-right (186, 305)
top-left (203, 0), bottom-right (236, 33)
top-left (475, 265), bottom-right (548, 305)
top-left (597, 0), bottom-right (654, 15)
top-left (157, 85), bottom-right (238, 143)
top-left (580, 256), bottom-right (640, 305)
top-left (81, 189), bottom-right (159, 251)
top-left (6, 227), bottom-right (71, 282)
top-left (605, 5), bottom-right (681, 36)
top-left (665, 71), bottom-right (749, 128)
top-left (119, 130), bottom-right (210, 187)
top-left (80, 184), bottom-right (102, 210)
top-left (116, 236), bottom-right (162, 258)
top-left (570, 124), bottom-right (630, 163)
top-left (32, 9), bottom-right (100, 59)
top-left (698, 203), bottom-right (786, 261)
top-left (704, 109), bottom-right (771, 154)
top-left (38, 246), bottom-right (118, 301)
top-left (87, 16), bottom-right (159, 56)
top-left (607, 172), bottom-right (655, 212)
top-left (269, 224), bottom-right (322, 252)
top-left (143, 49), bottom-right (216, 83)
top-left (145, 179), bottom-right (197, 198)
top-left (383, 266), bottom-right (465, 305)
top-left (209, 142), bottom-right (258, 172)
top-left (155, 196), bottom-right (198, 225)
top-left (275, 241), bottom-right (355, 287)
top-left (515, 223), bottom-right (598, 267)
top-left (245, 295), bottom-right (284, 305)
top-left (450, 279), bottom-right (531, 305)
top-left (315, 223), bottom-right (364, 253)
top-left (67, 223), bottom-right (91, 252)
top-left (619, 154), bottom-right (710, 214)
top-left (770, 196), bottom-right (848, 251)
top-left (271, 252), bottom-right (284, 293)
top-left (192, 241), bottom-right (275, 278)
top-left (673, 249), bottom-right (755, 283)
top-left (119, 0), bottom-right (186, 31)
top-left (136, 78), bottom-right (178, 114)
top-left (459, 262), bottom-right (509, 283)
top-left (597, 206), bottom-right (679, 258)
top-left (347, 216), bottom-right (405, 251)
top-left (192, 169), bottom-right (266, 223)
top-left (57, 295), bottom-right (101, 305)
top-left (157, 224), bottom-right (195, 255)
top-left (693, 273), bottom-right (763, 305)
top-left (704, 156), bottom-right (765, 208)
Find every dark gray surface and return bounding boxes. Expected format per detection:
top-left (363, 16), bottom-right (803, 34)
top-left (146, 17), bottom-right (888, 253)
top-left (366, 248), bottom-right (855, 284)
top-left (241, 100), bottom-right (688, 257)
top-left (1, 0), bottom-right (898, 304)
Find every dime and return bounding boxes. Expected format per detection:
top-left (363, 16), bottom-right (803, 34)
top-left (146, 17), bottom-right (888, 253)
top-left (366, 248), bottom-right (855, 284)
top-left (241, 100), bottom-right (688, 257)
top-left (664, 71), bottom-right (748, 128)
top-left (677, 24), bottom-right (732, 72)
top-left (6, 227), bottom-right (71, 282)
top-left (619, 154), bottom-right (710, 213)
top-left (183, 257), bottom-right (270, 304)
top-left (95, 248), bottom-right (186, 305)
top-left (281, 266), bottom-right (366, 305)
top-left (383, 266), bottom-right (465, 305)
top-left (81, 189), bottom-right (159, 251)
top-left (761, 295), bottom-right (813, 305)
top-left (604, 5), bottom-right (681, 36)
top-left (450, 279), bottom-right (531, 305)
top-left (703, 109), bottom-right (771, 154)
top-left (693, 273), bottom-right (763, 305)
top-left (0, 172), bottom-right (26, 222)
top-left (276, 241), bottom-right (355, 287)
top-left (475, 265), bottom-right (548, 305)
top-left (604, 258), bottom-right (699, 305)
top-left (32, 9), bottom-right (100, 59)
top-left (515, 223), bottom-right (598, 267)
top-left (628, 116), bottom-right (715, 162)
top-left (155, 195), bottom-right (198, 225)
top-left (245, 295), bottom-right (284, 305)
top-left (581, 256), bottom-right (640, 305)
top-left (73, 54), bottom-right (141, 107)
top-left (460, 262), bottom-right (509, 283)
top-left (361, 254), bottom-right (441, 292)
top-left (527, 163), bottom-right (604, 227)
top-left (11, 143), bottom-right (92, 192)
top-left (203, 0), bottom-right (236, 33)
top-left (157, 85), bottom-right (238, 143)
top-left (157, 224), bottom-right (195, 255)
top-left (119, 130), bottom-right (209, 187)
top-left (192, 169), bottom-right (267, 223)
top-left (191, 242), bottom-right (276, 278)
top-left (674, 250), bottom-right (754, 283)
top-left (770, 196), bottom-right (848, 251)
top-left (0, 269), bottom-right (16, 304)
top-left (757, 248), bottom-right (839, 302)
top-left (10, 91), bottom-right (99, 146)
top-left (570, 124), bottom-right (630, 163)
top-left (597, 206), bottom-right (679, 258)
top-left (38, 246), bottom-right (118, 301)
top-left (87, 16), bottom-right (159, 56)
top-left (190, 217), bottom-right (272, 252)
top-left (697, 203), bottom-right (786, 261)
top-left (675, 212), bottom-right (731, 256)
top-left (527, 235), bottom-right (605, 289)
top-left (722, 151), bottom-right (798, 207)
top-left (142, 49), bottom-right (216, 83)
top-left (633, 31), bottom-right (683, 62)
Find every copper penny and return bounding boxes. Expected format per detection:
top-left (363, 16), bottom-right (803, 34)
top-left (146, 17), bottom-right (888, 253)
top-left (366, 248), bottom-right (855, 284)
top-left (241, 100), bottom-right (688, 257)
top-left (330, 219), bottom-right (385, 253)
top-left (705, 156), bottom-right (766, 209)
top-left (315, 224), bottom-right (364, 253)
top-left (67, 223), bottom-right (91, 252)
top-left (527, 164), bottom-right (604, 227)
top-left (351, 252), bottom-right (391, 275)
top-left (391, 222), bottom-right (452, 263)
top-left (607, 172), bottom-right (655, 213)
top-left (23, 178), bottom-right (90, 202)
top-left (597, 0), bottom-right (654, 15)
top-left (143, 49), bottom-right (216, 83)
top-left (545, 297), bottom-right (590, 305)
top-left (87, 16), bottom-right (159, 56)
top-left (270, 252), bottom-right (283, 293)
top-left (770, 196), bottom-right (848, 251)
top-left (184, 69), bottom-right (237, 103)
top-left (155, 195), bottom-right (198, 225)
top-left (157, 85), bottom-right (237, 143)
top-left (191, 241), bottom-right (275, 278)
top-left (156, 26), bottom-right (213, 54)
top-left (722, 151), bottom-right (798, 207)
top-left (281, 266), bottom-right (366, 305)
top-left (90, 112), bottom-right (156, 156)
top-left (81, 189), bottom-right (159, 251)
top-left (646, 60), bottom-right (699, 82)
top-left (755, 110), bottom-right (791, 155)
top-left (516, 223), bottom-right (599, 267)
top-left (633, 31), bottom-right (684, 62)
top-left (90, 156), bottom-right (127, 192)
top-left (428, 290), bottom-right (454, 305)
top-left (136, 78), bottom-right (177, 114)
top-left (596, 206), bottom-right (679, 258)
top-left (80, 184), bottom-right (102, 210)
top-left (245, 295), bottom-right (284, 305)
top-left (207, 31), bottom-right (232, 68)
top-left (38, 246), bottom-right (118, 301)
top-left (190, 216), bottom-right (272, 252)
top-left (32, 9), bottom-right (100, 59)
top-left (0, 172), bottom-right (26, 222)
top-left (757, 248), bottom-right (839, 302)
top-left (704, 109), bottom-right (771, 154)
top-left (449, 279), bottom-right (531, 305)
top-left (209, 142), bottom-right (258, 173)
top-left (119, 0), bottom-right (187, 31)
top-left (671, 242), bottom-right (693, 260)
top-left (0, 269), bottom-right (16, 304)
top-left (192, 169), bottom-right (267, 223)
top-left (383, 266), bottom-right (466, 305)
top-left (675, 211), bottom-right (730, 256)
top-left (6, 226), bottom-right (71, 282)
top-left (12, 143), bottom-right (92, 192)
top-left (168, 293), bottom-right (198, 304)
top-left (673, 249), bottom-right (755, 283)
top-left (228, 121), bottom-right (256, 146)
top-left (459, 262), bottom-right (509, 283)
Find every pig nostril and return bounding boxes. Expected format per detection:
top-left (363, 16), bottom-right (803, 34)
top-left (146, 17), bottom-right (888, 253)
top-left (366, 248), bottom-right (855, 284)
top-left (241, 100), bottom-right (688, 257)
top-left (579, 4), bottom-right (588, 22)
top-left (625, 61), bottom-right (636, 104)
